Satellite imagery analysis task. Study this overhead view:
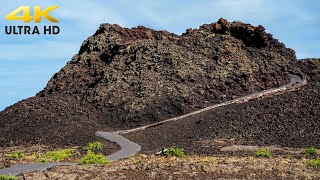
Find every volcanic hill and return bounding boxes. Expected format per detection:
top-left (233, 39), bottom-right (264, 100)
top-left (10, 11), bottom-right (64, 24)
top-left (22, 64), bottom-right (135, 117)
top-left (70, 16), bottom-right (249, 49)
top-left (0, 18), bottom-right (305, 147)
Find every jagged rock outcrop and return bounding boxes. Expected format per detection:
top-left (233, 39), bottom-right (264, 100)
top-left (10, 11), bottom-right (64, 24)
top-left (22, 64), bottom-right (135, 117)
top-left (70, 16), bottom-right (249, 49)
top-left (0, 19), bottom-right (298, 147)
top-left (199, 18), bottom-right (296, 60)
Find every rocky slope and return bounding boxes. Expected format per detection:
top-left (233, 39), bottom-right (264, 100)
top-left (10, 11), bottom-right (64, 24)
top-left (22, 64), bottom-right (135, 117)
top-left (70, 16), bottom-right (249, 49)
top-left (0, 19), bottom-right (298, 147)
top-left (125, 58), bottom-right (320, 153)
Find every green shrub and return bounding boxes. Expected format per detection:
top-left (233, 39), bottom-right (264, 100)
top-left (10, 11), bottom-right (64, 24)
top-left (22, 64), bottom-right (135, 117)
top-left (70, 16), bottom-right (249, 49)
top-left (307, 157), bottom-right (320, 168)
top-left (35, 158), bottom-right (49, 163)
top-left (83, 141), bottom-right (103, 151)
top-left (78, 151), bottom-right (109, 165)
top-left (0, 174), bottom-right (17, 180)
top-left (305, 147), bottom-right (318, 156)
top-left (44, 149), bottom-right (75, 161)
top-left (253, 148), bottom-right (272, 158)
top-left (4, 151), bottom-right (25, 159)
top-left (161, 148), bottom-right (186, 157)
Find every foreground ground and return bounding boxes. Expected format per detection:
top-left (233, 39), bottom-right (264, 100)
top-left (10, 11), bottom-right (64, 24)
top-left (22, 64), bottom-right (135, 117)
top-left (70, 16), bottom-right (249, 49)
top-left (18, 154), bottom-right (320, 179)
top-left (1, 144), bottom-right (320, 179)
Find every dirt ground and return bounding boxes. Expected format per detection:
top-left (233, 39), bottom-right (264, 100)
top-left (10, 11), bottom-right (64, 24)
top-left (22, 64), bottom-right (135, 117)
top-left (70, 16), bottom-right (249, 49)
top-left (0, 140), bottom-right (119, 170)
top-left (18, 153), bottom-right (320, 179)
top-left (1, 144), bottom-right (319, 179)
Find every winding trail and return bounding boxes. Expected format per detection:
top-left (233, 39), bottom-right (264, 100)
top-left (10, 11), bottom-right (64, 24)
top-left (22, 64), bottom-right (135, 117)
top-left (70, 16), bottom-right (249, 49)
top-left (0, 73), bottom-right (307, 176)
top-left (95, 131), bottom-right (141, 161)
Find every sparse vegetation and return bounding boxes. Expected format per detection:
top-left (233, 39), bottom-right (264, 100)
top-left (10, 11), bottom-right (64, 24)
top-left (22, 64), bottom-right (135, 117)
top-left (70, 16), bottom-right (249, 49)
top-left (83, 141), bottom-right (103, 152)
top-left (307, 157), bottom-right (320, 168)
top-left (0, 174), bottom-right (17, 180)
top-left (285, 154), bottom-right (294, 160)
top-left (35, 159), bottom-right (49, 163)
top-left (78, 151), bottom-right (110, 165)
top-left (4, 151), bottom-right (25, 159)
top-left (161, 148), bottom-right (186, 157)
top-left (44, 149), bottom-right (75, 161)
top-left (253, 148), bottom-right (272, 158)
top-left (25, 152), bottom-right (37, 160)
top-left (305, 147), bottom-right (318, 156)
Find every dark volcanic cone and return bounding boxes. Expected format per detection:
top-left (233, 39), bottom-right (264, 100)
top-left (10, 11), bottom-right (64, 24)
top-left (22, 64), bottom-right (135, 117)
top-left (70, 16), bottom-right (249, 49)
top-left (0, 19), bottom-right (297, 147)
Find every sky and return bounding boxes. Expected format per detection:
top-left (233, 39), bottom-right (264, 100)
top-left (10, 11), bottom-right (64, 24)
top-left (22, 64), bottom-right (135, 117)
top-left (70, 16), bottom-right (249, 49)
top-left (0, 0), bottom-right (319, 110)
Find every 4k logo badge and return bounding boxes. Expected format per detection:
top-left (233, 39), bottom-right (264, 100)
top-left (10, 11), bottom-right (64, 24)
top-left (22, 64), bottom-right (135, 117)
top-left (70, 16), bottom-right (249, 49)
top-left (3, 6), bottom-right (60, 35)
top-left (6, 6), bottom-right (59, 23)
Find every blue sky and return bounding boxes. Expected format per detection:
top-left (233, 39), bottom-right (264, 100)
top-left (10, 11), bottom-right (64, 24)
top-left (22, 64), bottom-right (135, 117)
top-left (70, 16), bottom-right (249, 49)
top-left (1, 0), bottom-right (319, 110)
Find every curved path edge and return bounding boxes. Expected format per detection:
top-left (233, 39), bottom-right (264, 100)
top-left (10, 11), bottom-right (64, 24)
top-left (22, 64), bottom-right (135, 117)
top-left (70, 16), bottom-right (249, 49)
top-left (95, 131), bottom-right (141, 161)
top-left (0, 73), bottom-right (307, 176)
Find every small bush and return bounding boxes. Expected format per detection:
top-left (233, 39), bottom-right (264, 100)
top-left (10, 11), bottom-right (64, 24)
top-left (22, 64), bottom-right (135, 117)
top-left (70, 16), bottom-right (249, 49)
top-left (161, 148), bottom-right (186, 157)
top-left (307, 157), bottom-right (320, 168)
top-left (44, 149), bottom-right (75, 161)
top-left (253, 148), bottom-right (272, 158)
top-left (0, 174), bottom-right (17, 180)
top-left (305, 147), bottom-right (318, 156)
top-left (35, 159), bottom-right (49, 163)
top-left (78, 151), bottom-right (109, 165)
top-left (4, 151), bottom-right (25, 159)
top-left (83, 141), bottom-right (103, 151)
